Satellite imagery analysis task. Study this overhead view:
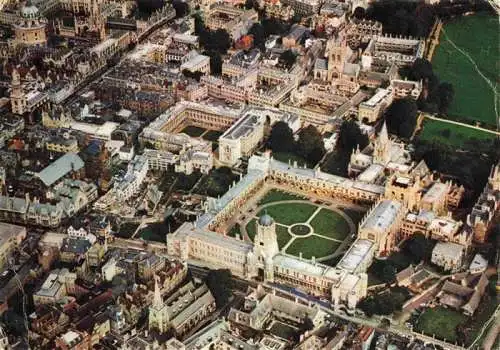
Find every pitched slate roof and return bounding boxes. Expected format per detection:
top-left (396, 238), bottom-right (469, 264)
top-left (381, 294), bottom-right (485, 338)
top-left (36, 153), bottom-right (84, 187)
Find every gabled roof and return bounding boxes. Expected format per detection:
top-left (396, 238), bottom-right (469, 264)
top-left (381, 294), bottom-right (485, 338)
top-left (36, 153), bottom-right (84, 187)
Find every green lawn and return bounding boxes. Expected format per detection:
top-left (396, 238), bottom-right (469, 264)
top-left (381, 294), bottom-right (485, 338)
top-left (139, 222), bottom-right (168, 243)
top-left (286, 236), bottom-right (341, 259)
top-left (258, 203), bottom-right (317, 226)
top-left (181, 125), bottom-right (206, 137)
top-left (415, 307), bottom-right (467, 343)
top-left (258, 189), bottom-right (307, 206)
top-left (116, 222), bottom-right (139, 238)
top-left (276, 225), bottom-right (292, 249)
top-left (202, 130), bottom-right (223, 142)
top-left (419, 119), bottom-right (497, 149)
top-left (433, 13), bottom-right (499, 126)
top-left (310, 208), bottom-right (350, 240)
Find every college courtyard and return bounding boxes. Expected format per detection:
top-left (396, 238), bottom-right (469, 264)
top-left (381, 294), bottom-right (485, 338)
top-left (228, 188), bottom-right (364, 262)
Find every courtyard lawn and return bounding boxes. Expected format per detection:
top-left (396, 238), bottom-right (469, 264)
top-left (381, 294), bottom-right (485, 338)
top-left (246, 219), bottom-right (257, 241)
top-left (310, 208), bottom-right (350, 240)
top-left (181, 125), bottom-right (206, 137)
top-left (276, 225), bottom-right (292, 249)
top-left (258, 203), bottom-right (317, 226)
top-left (415, 307), bottom-right (467, 343)
top-left (432, 13), bottom-right (499, 126)
top-left (286, 236), bottom-right (341, 259)
top-left (139, 222), bottom-right (168, 243)
top-left (258, 189), bottom-right (307, 206)
top-left (419, 119), bottom-right (496, 150)
top-left (202, 130), bottom-right (223, 142)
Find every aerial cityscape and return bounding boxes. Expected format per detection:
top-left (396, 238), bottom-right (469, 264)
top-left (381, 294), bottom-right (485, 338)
top-left (0, 0), bottom-right (497, 349)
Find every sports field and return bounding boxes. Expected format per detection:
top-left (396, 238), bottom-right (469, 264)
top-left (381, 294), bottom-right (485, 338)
top-left (432, 13), bottom-right (499, 127)
top-left (419, 119), bottom-right (497, 149)
top-left (244, 200), bottom-right (353, 259)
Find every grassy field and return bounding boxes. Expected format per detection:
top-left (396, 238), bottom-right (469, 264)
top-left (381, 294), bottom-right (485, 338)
top-left (276, 225), bottom-right (292, 249)
top-left (257, 203), bottom-right (317, 226)
top-left (310, 208), bottom-right (350, 240)
top-left (286, 236), bottom-right (341, 259)
top-left (433, 13), bottom-right (499, 126)
top-left (246, 219), bottom-right (257, 241)
top-left (415, 307), bottom-right (467, 343)
top-left (419, 119), bottom-right (497, 149)
top-left (258, 189), bottom-right (307, 206)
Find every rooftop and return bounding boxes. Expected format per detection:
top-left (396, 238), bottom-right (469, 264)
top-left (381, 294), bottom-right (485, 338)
top-left (360, 200), bottom-right (403, 233)
top-left (36, 153), bottom-right (84, 187)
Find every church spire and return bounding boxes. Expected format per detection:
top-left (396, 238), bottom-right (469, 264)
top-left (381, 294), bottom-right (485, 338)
top-left (153, 274), bottom-right (162, 308)
top-left (379, 121), bottom-right (389, 144)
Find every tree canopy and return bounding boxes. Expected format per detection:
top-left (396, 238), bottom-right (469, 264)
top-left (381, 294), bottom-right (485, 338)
top-left (279, 50), bottom-right (297, 70)
top-left (402, 232), bottom-right (435, 264)
top-left (358, 287), bottom-right (411, 317)
top-left (296, 125), bottom-right (325, 165)
top-left (203, 50), bottom-right (223, 75)
top-left (384, 98), bottom-right (418, 139)
top-left (204, 269), bottom-right (233, 308)
top-left (337, 119), bottom-right (369, 153)
top-left (269, 121), bottom-right (295, 153)
top-left (172, 0), bottom-right (189, 18)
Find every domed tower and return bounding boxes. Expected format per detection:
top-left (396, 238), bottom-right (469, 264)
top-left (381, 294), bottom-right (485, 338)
top-left (253, 213), bottom-right (279, 282)
top-left (14, 1), bottom-right (47, 47)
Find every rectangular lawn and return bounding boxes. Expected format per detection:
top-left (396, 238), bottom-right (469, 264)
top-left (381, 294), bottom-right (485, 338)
top-left (181, 125), bottom-right (206, 137)
top-left (419, 119), bottom-right (496, 150)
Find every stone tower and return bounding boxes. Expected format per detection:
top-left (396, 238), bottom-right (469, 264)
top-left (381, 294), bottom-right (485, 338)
top-left (489, 163), bottom-right (500, 191)
top-left (373, 122), bottom-right (391, 165)
top-left (253, 213), bottom-right (279, 282)
top-left (10, 69), bottom-right (26, 115)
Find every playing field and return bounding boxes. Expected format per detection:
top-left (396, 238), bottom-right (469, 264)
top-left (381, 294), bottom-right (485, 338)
top-left (432, 13), bottom-right (499, 126)
top-left (419, 119), bottom-right (497, 149)
top-left (244, 200), bottom-right (353, 260)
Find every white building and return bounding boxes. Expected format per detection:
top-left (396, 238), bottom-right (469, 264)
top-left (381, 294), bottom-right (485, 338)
top-left (431, 242), bottom-right (465, 272)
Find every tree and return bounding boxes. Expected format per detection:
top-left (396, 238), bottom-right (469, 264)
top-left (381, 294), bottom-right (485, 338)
top-left (402, 232), bottom-right (435, 263)
top-left (296, 125), bottom-right (325, 165)
top-left (204, 269), bottom-right (232, 308)
top-left (248, 23), bottom-right (266, 50)
top-left (137, 0), bottom-right (165, 15)
top-left (279, 49), bottom-right (297, 70)
top-left (203, 50), bottom-right (222, 75)
top-left (435, 82), bottom-right (454, 114)
top-left (172, 0), bottom-right (189, 18)
top-left (368, 259), bottom-right (396, 284)
top-left (384, 98), bottom-right (418, 138)
top-left (337, 120), bottom-right (369, 153)
top-left (269, 121), bottom-right (295, 153)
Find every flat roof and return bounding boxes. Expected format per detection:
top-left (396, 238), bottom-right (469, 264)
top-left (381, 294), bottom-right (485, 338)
top-left (337, 239), bottom-right (374, 272)
top-left (360, 200), bottom-right (402, 233)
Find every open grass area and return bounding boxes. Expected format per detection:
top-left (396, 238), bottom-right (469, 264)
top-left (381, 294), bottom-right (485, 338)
top-left (310, 208), bottom-right (350, 240)
top-left (258, 189), bottom-right (307, 206)
top-left (202, 130), bottom-right (223, 142)
top-left (415, 307), bottom-right (467, 343)
top-left (433, 13), bottom-right (499, 126)
top-left (286, 236), bottom-right (341, 259)
top-left (419, 119), bottom-right (497, 149)
top-left (258, 203), bottom-right (317, 226)
top-left (181, 125), bottom-right (206, 137)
